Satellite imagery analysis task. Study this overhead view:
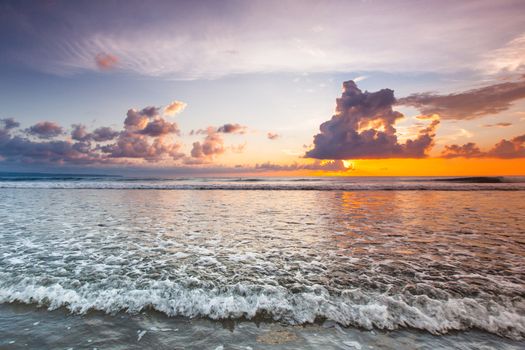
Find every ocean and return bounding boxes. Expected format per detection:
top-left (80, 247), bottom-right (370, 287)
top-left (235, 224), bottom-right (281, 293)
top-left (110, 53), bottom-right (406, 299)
top-left (0, 175), bottom-right (524, 349)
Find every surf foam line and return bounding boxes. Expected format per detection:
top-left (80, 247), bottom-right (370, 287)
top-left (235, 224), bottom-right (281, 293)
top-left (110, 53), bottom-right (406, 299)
top-left (0, 184), bottom-right (524, 191)
top-left (0, 281), bottom-right (523, 340)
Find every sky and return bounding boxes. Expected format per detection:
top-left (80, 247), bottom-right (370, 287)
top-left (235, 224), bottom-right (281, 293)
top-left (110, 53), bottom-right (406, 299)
top-left (0, 0), bottom-right (525, 176)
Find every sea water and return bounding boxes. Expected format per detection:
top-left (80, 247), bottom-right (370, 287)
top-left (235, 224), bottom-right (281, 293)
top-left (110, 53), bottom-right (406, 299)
top-left (0, 175), bottom-right (524, 349)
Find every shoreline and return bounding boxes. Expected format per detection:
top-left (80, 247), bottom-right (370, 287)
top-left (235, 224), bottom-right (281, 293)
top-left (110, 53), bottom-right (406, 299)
top-left (1, 303), bottom-right (524, 350)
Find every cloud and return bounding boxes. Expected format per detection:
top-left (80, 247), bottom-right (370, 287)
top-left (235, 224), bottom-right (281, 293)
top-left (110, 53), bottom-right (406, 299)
top-left (305, 80), bottom-right (439, 160)
top-left (441, 134), bottom-right (525, 159)
top-left (71, 124), bottom-right (119, 142)
top-left (267, 132), bottom-right (280, 140)
top-left (95, 53), bottom-right (118, 70)
top-left (397, 78), bottom-right (525, 120)
top-left (26, 121), bottom-right (64, 139)
top-left (1, 118), bottom-right (20, 130)
top-left (190, 128), bottom-right (226, 160)
top-left (353, 75), bottom-right (368, 82)
top-left (99, 132), bottom-right (184, 162)
top-left (482, 122), bottom-right (512, 128)
top-left (137, 118), bottom-right (179, 137)
top-left (217, 123), bottom-right (246, 134)
top-left (0, 101), bottom-right (187, 165)
top-left (255, 160), bottom-right (351, 172)
top-left (441, 143), bottom-right (484, 158)
top-left (123, 106), bottom-right (179, 136)
top-left (189, 123), bottom-right (247, 160)
top-left (481, 33), bottom-right (525, 74)
top-left (100, 104), bottom-right (182, 161)
top-left (6, 1), bottom-right (524, 79)
top-left (164, 101), bottom-right (187, 116)
top-left (0, 122), bottom-right (103, 164)
top-left (91, 127), bottom-right (120, 142)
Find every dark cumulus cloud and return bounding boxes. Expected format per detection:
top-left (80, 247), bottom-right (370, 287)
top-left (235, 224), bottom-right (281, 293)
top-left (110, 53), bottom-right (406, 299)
top-left (305, 81), bottom-right (439, 160)
top-left (26, 121), bottom-right (64, 139)
top-left (442, 134), bottom-right (525, 158)
top-left (397, 78), bottom-right (525, 120)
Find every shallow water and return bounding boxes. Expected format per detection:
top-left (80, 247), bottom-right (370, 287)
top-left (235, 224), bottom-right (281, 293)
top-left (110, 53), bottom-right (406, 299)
top-left (1, 303), bottom-right (523, 350)
top-left (0, 177), bottom-right (524, 348)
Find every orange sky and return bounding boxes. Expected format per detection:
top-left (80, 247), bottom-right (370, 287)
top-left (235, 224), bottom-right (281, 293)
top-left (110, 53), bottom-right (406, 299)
top-left (259, 158), bottom-right (525, 177)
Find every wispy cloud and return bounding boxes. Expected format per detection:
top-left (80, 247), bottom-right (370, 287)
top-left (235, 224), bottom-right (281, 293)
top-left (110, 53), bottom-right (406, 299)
top-left (480, 33), bottom-right (525, 75)
top-left (3, 1), bottom-right (525, 79)
top-left (397, 77), bottom-right (525, 120)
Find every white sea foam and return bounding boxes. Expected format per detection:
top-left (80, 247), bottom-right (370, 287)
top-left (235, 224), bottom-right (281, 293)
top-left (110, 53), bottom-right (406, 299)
top-left (0, 187), bottom-right (523, 342)
top-left (0, 177), bottom-right (524, 191)
top-left (0, 280), bottom-right (523, 340)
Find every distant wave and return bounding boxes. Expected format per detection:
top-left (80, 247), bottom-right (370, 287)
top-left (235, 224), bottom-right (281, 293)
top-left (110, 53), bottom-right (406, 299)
top-left (0, 183), bottom-right (524, 190)
top-left (434, 177), bottom-right (506, 183)
top-left (1, 174), bottom-right (525, 190)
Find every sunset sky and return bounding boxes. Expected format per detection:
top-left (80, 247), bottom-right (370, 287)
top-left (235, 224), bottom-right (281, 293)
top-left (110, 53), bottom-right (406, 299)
top-left (1, 0), bottom-right (524, 176)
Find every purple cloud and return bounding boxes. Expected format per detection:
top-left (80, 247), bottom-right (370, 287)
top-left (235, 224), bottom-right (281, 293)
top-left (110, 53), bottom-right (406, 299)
top-left (305, 80), bottom-right (439, 160)
top-left (255, 160), bottom-right (350, 172)
top-left (441, 134), bottom-right (525, 158)
top-left (191, 128), bottom-right (226, 160)
top-left (26, 121), bottom-right (64, 139)
top-left (71, 124), bottom-right (119, 142)
top-left (397, 78), bottom-right (525, 120)
top-left (0, 101), bottom-right (186, 165)
top-left (1, 118), bottom-right (20, 130)
top-left (217, 123), bottom-right (246, 134)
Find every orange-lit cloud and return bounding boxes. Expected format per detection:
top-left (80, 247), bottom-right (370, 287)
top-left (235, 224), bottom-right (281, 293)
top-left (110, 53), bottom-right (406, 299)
top-left (164, 101), bottom-right (187, 116)
top-left (255, 160), bottom-right (351, 172)
top-left (306, 81), bottom-right (439, 159)
top-left (95, 53), bottom-right (118, 70)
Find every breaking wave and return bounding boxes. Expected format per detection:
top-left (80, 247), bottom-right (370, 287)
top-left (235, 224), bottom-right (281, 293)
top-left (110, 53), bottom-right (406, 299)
top-left (1, 280), bottom-right (523, 340)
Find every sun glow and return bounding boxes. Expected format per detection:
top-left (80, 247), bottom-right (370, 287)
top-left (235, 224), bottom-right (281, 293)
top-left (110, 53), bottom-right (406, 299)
top-left (342, 160), bottom-right (354, 169)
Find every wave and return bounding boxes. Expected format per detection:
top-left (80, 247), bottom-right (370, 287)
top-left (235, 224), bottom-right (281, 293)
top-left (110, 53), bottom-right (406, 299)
top-left (0, 281), bottom-right (523, 340)
top-left (1, 174), bottom-right (524, 190)
top-left (432, 177), bottom-right (506, 183)
top-left (0, 183), bottom-right (524, 190)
